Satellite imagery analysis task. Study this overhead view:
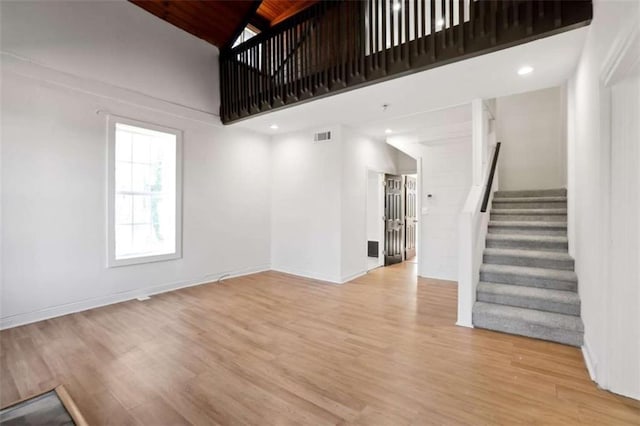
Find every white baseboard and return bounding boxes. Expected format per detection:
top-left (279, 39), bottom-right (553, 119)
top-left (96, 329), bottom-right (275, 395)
top-left (418, 271), bottom-right (458, 282)
top-left (0, 264), bottom-right (270, 330)
top-left (270, 267), bottom-right (342, 284)
top-left (582, 341), bottom-right (597, 382)
top-left (271, 267), bottom-right (367, 285)
top-left (455, 320), bottom-right (474, 328)
top-left (582, 339), bottom-right (640, 401)
top-left (341, 270), bottom-right (367, 283)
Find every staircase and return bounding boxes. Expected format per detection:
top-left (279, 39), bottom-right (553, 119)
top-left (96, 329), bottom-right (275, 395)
top-left (472, 188), bottom-right (584, 347)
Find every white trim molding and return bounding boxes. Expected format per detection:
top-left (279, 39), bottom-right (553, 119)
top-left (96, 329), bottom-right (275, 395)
top-left (0, 265), bottom-right (271, 330)
top-left (582, 338), bottom-right (597, 382)
top-left (106, 115), bottom-right (184, 268)
top-left (0, 52), bottom-right (223, 127)
top-left (270, 267), bottom-right (343, 285)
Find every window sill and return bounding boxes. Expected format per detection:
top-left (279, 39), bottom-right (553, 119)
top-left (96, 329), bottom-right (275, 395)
top-left (107, 252), bottom-right (182, 268)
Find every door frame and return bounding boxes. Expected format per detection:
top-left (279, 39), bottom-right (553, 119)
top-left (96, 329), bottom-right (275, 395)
top-left (364, 159), bottom-right (422, 273)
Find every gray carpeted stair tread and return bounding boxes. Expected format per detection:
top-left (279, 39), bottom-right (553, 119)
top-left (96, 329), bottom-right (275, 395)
top-left (480, 264), bottom-right (577, 282)
top-left (486, 234), bottom-right (568, 244)
top-left (484, 248), bottom-right (575, 270)
top-left (477, 282), bottom-right (580, 315)
top-left (486, 233), bottom-right (569, 252)
top-left (492, 200), bottom-right (567, 209)
top-left (484, 248), bottom-right (573, 261)
top-left (494, 188), bottom-right (567, 198)
top-left (488, 221), bottom-right (568, 236)
top-left (473, 302), bottom-right (584, 346)
top-left (491, 208), bottom-right (567, 215)
top-left (479, 263), bottom-right (577, 291)
top-left (491, 214), bottom-right (567, 222)
top-left (489, 221), bottom-right (568, 229)
top-left (492, 196), bottom-right (567, 203)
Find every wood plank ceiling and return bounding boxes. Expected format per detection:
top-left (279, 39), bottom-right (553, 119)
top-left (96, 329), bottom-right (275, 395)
top-left (130, 0), bottom-right (318, 49)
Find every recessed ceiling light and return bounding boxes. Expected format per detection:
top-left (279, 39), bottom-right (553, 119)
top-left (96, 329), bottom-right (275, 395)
top-left (270, 124), bottom-right (279, 130)
top-left (518, 65), bottom-right (534, 76)
top-left (392, 2), bottom-right (401, 12)
top-left (436, 18), bottom-right (444, 28)
top-left (385, 129), bottom-right (393, 134)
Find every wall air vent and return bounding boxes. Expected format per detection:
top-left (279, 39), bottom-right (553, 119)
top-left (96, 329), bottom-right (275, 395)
top-left (313, 131), bottom-right (332, 143)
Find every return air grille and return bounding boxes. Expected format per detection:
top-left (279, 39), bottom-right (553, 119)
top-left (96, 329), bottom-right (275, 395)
top-left (313, 131), bottom-right (332, 142)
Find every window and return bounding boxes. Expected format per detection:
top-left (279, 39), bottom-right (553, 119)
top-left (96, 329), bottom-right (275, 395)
top-left (232, 26), bottom-right (263, 71)
top-left (107, 117), bottom-right (182, 267)
top-left (232, 26), bottom-right (258, 48)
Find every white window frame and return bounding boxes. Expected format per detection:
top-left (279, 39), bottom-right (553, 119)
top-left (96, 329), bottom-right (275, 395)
top-left (107, 115), bottom-right (183, 267)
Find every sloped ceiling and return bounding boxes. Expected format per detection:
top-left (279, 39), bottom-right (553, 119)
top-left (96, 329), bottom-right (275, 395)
top-left (130, 0), bottom-right (318, 49)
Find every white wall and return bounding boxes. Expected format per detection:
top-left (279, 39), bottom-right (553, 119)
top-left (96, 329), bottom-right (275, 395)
top-left (388, 115), bottom-right (473, 281)
top-left (396, 150), bottom-right (418, 174)
top-left (566, 0), bottom-right (639, 400)
top-left (1, 1), bottom-right (271, 328)
top-left (0, 0), bottom-right (219, 114)
top-left (270, 126), bottom-right (400, 283)
top-left (270, 127), bottom-right (343, 282)
top-left (366, 172), bottom-right (382, 243)
top-left (496, 86), bottom-right (566, 190)
top-left (419, 140), bottom-right (472, 280)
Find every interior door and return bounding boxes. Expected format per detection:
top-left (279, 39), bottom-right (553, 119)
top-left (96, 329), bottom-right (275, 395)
top-left (404, 176), bottom-right (417, 260)
top-left (384, 174), bottom-right (403, 265)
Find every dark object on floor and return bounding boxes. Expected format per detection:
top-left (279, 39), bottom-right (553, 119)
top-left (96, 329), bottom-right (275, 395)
top-left (0, 385), bottom-right (86, 426)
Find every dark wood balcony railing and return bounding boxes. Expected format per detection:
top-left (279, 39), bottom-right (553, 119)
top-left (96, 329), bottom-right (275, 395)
top-left (220, 0), bottom-right (592, 124)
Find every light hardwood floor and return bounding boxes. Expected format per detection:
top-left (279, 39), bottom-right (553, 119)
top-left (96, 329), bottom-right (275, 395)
top-left (1, 263), bottom-right (639, 425)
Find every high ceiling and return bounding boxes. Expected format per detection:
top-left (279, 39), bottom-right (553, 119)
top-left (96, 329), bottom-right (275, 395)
top-left (130, 0), bottom-right (318, 49)
top-left (256, 0), bottom-right (317, 27)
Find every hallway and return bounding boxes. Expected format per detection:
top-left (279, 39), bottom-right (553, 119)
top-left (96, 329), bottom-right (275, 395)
top-left (2, 263), bottom-right (638, 424)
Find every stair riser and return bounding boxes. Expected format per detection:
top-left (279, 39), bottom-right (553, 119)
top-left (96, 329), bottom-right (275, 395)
top-left (494, 189), bottom-right (567, 198)
top-left (486, 239), bottom-right (568, 252)
top-left (479, 271), bottom-right (577, 291)
top-left (477, 292), bottom-right (580, 315)
top-left (488, 227), bottom-right (567, 236)
top-left (491, 214), bottom-right (567, 222)
top-left (473, 314), bottom-right (583, 347)
top-left (483, 253), bottom-right (574, 270)
top-left (493, 201), bottom-right (567, 209)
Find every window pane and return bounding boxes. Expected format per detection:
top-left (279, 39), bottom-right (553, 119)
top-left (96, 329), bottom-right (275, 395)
top-left (149, 163), bottom-right (163, 192)
top-left (131, 163), bottom-right (151, 193)
top-left (115, 130), bottom-right (132, 162)
top-left (113, 121), bottom-right (179, 262)
top-left (115, 162), bottom-right (132, 192)
top-left (115, 194), bottom-right (133, 225)
top-left (132, 224), bottom-right (152, 252)
top-left (132, 195), bottom-right (151, 225)
top-left (132, 133), bottom-right (151, 163)
top-left (115, 224), bottom-right (133, 258)
top-left (152, 195), bottom-right (175, 242)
